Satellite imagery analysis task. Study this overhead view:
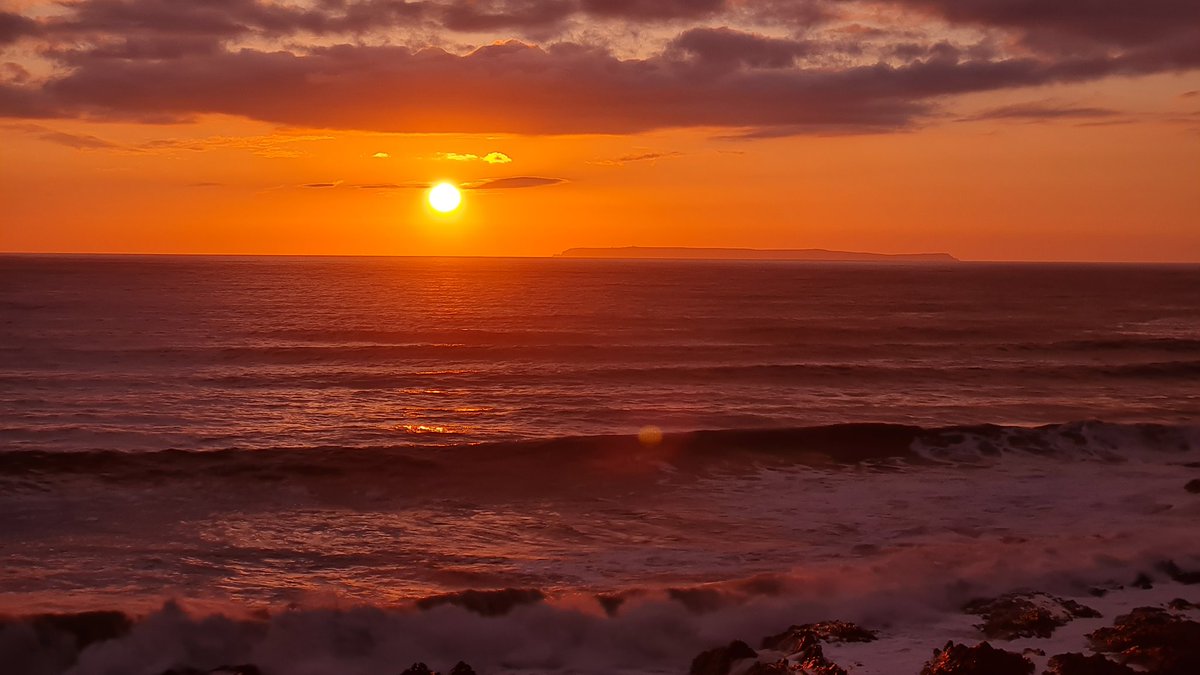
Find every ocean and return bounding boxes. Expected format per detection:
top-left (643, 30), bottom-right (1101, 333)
top-left (1, 255), bottom-right (1198, 674)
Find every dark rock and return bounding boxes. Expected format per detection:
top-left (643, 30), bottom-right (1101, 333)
top-left (448, 663), bottom-right (476, 675)
top-left (1043, 652), bottom-right (1136, 675)
top-left (803, 620), bottom-right (878, 643)
top-left (964, 593), bottom-right (1101, 640)
top-left (1087, 606), bottom-right (1200, 675)
top-left (400, 664), bottom-right (436, 675)
top-left (1185, 479), bottom-right (1200, 494)
top-left (1166, 598), bottom-right (1198, 610)
top-left (760, 621), bottom-right (877, 652)
top-left (920, 641), bottom-right (1034, 675)
top-left (757, 626), bottom-right (849, 675)
top-left (415, 588), bottom-right (545, 617)
top-left (689, 640), bottom-right (757, 675)
top-left (1132, 574), bottom-right (1154, 590)
top-left (744, 660), bottom-right (792, 674)
top-left (1156, 560), bottom-right (1200, 585)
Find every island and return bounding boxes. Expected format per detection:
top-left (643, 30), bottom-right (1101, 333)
top-left (555, 247), bottom-right (960, 262)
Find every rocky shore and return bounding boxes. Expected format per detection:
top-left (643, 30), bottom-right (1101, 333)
top-left (4, 564), bottom-right (1198, 675)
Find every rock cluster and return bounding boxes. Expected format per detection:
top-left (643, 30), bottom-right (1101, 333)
top-left (963, 593), bottom-right (1101, 640)
top-left (919, 641), bottom-right (1034, 675)
top-left (1086, 606), bottom-right (1200, 675)
top-left (689, 620), bottom-right (877, 675)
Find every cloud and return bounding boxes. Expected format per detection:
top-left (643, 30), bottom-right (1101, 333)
top-left (590, 150), bottom-right (682, 166)
top-left (371, 151), bottom-right (390, 158)
top-left (136, 133), bottom-right (334, 157)
top-left (301, 182), bottom-right (339, 188)
top-left (669, 27), bottom-right (813, 69)
top-left (1, 2), bottom-right (1198, 136)
top-left (0, 11), bottom-right (37, 45)
top-left (466, 176), bottom-right (564, 189)
top-left (355, 181), bottom-right (431, 189)
top-left (960, 101), bottom-right (1123, 123)
top-left (4, 122), bottom-right (119, 148)
top-left (438, 151), bottom-right (513, 163)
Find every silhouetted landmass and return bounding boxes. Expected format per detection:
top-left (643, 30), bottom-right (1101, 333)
top-left (556, 246), bottom-right (959, 262)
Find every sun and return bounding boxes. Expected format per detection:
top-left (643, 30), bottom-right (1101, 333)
top-left (428, 183), bottom-right (462, 213)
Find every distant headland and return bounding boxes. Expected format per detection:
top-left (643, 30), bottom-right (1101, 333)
top-left (556, 247), bottom-right (960, 263)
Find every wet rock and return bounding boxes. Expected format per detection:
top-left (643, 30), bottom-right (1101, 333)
top-left (690, 640), bottom-right (758, 675)
top-left (1166, 598), bottom-right (1198, 610)
top-left (1156, 560), bottom-right (1200, 585)
top-left (448, 663), bottom-right (476, 675)
top-left (756, 627), bottom-right (849, 675)
top-left (964, 593), bottom-right (1101, 640)
top-left (1185, 479), bottom-right (1200, 494)
top-left (920, 641), bottom-right (1034, 675)
top-left (1087, 606), bottom-right (1200, 675)
top-left (744, 659), bottom-right (792, 674)
top-left (1043, 652), bottom-right (1136, 675)
top-left (760, 621), bottom-right (877, 652)
top-left (400, 664), bottom-right (436, 675)
top-left (1132, 574), bottom-right (1154, 590)
top-left (415, 588), bottom-right (545, 616)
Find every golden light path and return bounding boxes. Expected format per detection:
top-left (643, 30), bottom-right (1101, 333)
top-left (428, 183), bottom-right (462, 213)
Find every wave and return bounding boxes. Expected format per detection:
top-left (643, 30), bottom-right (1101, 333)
top-left (5, 551), bottom-right (1200, 675)
top-left (1, 421), bottom-right (1196, 488)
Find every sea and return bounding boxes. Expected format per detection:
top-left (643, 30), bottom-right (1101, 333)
top-left (1, 255), bottom-right (1198, 674)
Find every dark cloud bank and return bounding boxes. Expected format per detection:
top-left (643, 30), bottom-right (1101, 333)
top-left (1, 0), bottom-right (1197, 135)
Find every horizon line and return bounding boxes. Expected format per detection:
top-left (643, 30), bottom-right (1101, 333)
top-left (3, 250), bottom-right (1200, 265)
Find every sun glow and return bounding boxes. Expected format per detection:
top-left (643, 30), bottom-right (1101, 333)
top-left (428, 183), bottom-right (462, 213)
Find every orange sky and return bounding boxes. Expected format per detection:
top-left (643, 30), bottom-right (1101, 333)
top-left (1, 1), bottom-right (1198, 261)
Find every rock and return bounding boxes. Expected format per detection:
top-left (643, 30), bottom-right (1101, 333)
top-left (1132, 574), bottom-right (1154, 590)
top-left (689, 640), bottom-right (758, 675)
top-left (400, 664), bottom-right (436, 675)
top-left (920, 641), bottom-right (1034, 675)
top-left (415, 588), bottom-right (545, 616)
top-left (1043, 652), bottom-right (1136, 675)
top-left (1156, 560), bottom-right (1200, 585)
top-left (744, 660), bottom-right (792, 674)
top-left (760, 621), bottom-right (877, 653)
top-left (756, 626), bottom-right (849, 675)
top-left (1185, 479), bottom-right (1200, 494)
top-left (448, 663), bottom-right (476, 675)
top-left (964, 593), bottom-right (1101, 640)
top-left (1166, 598), bottom-right (1198, 610)
top-left (1087, 606), bottom-right (1200, 675)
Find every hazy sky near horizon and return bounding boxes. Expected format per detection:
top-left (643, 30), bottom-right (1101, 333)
top-left (1, 0), bottom-right (1198, 260)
